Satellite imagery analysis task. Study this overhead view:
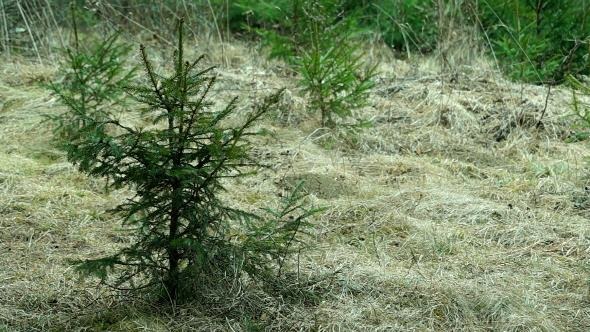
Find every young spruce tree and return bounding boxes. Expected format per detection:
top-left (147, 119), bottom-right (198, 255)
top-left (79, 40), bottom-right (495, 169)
top-left (298, 1), bottom-right (377, 128)
top-left (275, 0), bottom-right (376, 128)
top-left (47, 7), bottom-right (135, 146)
top-left (52, 19), bottom-right (317, 302)
top-left (247, 0), bottom-right (377, 128)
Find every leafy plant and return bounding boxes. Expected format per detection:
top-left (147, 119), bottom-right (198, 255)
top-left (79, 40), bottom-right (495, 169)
top-left (252, 0), bottom-right (323, 63)
top-left (226, 0), bottom-right (297, 32)
top-left (51, 19), bottom-right (319, 302)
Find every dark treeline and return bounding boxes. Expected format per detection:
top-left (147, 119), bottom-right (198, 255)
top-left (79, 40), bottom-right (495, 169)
top-left (2, 0), bottom-right (589, 83)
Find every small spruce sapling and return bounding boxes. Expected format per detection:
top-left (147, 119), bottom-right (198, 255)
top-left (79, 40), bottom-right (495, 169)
top-left (48, 8), bottom-right (136, 147)
top-left (52, 19), bottom-right (318, 302)
top-left (297, 1), bottom-right (377, 128)
top-left (250, 0), bottom-right (377, 128)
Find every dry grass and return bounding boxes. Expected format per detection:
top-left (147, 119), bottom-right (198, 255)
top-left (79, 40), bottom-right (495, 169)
top-left (1, 35), bottom-right (590, 331)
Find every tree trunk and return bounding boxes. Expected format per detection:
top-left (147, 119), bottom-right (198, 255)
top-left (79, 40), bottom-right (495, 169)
top-left (167, 181), bottom-right (182, 302)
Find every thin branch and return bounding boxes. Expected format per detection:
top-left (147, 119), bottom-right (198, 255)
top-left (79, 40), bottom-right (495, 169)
top-left (536, 84), bottom-right (552, 129)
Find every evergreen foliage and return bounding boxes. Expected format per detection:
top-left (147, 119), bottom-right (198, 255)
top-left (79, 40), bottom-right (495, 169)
top-left (339, 0), bottom-right (439, 54)
top-left (47, 10), bottom-right (136, 145)
top-left (225, 0), bottom-right (590, 84)
top-left (50, 19), bottom-right (319, 302)
top-left (7, 0), bottom-right (590, 84)
top-left (220, 0), bottom-right (439, 55)
top-left (478, 0), bottom-right (590, 83)
top-left (232, 0), bottom-right (377, 128)
top-left (298, 1), bottom-right (377, 127)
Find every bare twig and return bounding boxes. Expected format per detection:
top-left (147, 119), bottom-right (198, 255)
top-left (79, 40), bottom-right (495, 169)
top-left (536, 84), bottom-right (552, 129)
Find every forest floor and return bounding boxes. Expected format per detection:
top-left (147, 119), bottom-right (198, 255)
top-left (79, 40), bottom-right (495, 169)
top-left (1, 37), bottom-right (590, 331)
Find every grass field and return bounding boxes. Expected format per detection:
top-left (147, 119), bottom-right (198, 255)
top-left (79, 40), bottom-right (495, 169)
top-left (1, 37), bottom-right (590, 331)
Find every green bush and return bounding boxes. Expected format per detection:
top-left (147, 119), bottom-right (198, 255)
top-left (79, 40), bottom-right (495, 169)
top-left (478, 0), bottom-right (590, 83)
top-left (50, 19), bottom-right (319, 302)
top-left (226, 0), bottom-right (439, 55)
top-left (247, 0), bottom-right (350, 62)
top-left (348, 0), bottom-right (439, 54)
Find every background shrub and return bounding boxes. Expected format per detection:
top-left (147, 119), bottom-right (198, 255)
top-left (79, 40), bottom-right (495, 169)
top-left (343, 0), bottom-right (439, 54)
top-left (9, 0), bottom-right (588, 85)
top-left (222, 0), bottom-right (439, 55)
top-left (477, 0), bottom-right (590, 83)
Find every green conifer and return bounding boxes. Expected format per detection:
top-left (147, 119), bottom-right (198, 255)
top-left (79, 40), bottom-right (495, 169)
top-left (51, 19), bottom-right (318, 302)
